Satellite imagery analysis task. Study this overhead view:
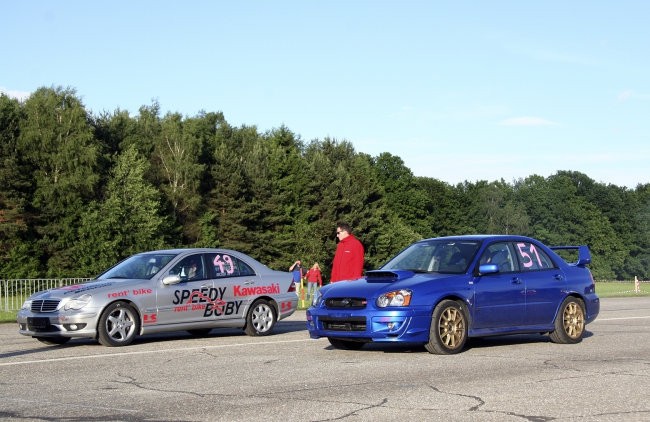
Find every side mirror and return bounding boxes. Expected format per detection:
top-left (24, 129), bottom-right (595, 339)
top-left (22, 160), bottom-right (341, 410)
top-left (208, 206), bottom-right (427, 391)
top-left (162, 275), bottom-right (182, 285)
top-left (478, 263), bottom-right (498, 275)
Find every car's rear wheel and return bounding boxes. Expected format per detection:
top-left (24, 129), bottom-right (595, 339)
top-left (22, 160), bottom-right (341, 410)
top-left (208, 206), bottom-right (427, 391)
top-left (187, 328), bottom-right (212, 337)
top-left (97, 301), bottom-right (140, 346)
top-left (35, 336), bottom-right (71, 345)
top-left (244, 299), bottom-right (276, 336)
top-left (425, 299), bottom-right (468, 354)
top-left (327, 337), bottom-right (366, 350)
top-left (549, 297), bottom-right (585, 344)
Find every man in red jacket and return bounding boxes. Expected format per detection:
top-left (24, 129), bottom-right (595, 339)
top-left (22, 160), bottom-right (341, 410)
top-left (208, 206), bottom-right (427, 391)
top-left (330, 222), bottom-right (365, 282)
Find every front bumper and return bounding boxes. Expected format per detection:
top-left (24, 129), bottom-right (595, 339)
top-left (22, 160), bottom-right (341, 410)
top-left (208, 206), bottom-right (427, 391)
top-left (306, 306), bottom-right (432, 344)
top-left (17, 309), bottom-right (99, 339)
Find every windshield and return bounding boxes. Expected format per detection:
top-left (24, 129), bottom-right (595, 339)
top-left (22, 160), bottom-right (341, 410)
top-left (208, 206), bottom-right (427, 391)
top-left (381, 240), bottom-right (480, 274)
top-left (97, 253), bottom-right (178, 280)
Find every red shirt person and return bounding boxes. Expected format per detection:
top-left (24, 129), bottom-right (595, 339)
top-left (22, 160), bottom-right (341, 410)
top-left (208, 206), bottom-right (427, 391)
top-left (330, 222), bottom-right (365, 282)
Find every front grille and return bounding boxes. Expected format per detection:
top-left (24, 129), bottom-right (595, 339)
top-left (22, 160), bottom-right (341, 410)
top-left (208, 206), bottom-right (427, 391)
top-left (31, 299), bottom-right (60, 313)
top-left (321, 316), bottom-right (366, 331)
top-left (325, 297), bottom-right (367, 309)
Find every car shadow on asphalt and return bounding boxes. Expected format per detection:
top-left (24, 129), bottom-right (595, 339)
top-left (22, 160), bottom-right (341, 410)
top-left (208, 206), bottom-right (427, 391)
top-left (2, 319), bottom-right (309, 356)
top-left (323, 331), bottom-right (595, 354)
top-left (127, 319), bottom-right (308, 346)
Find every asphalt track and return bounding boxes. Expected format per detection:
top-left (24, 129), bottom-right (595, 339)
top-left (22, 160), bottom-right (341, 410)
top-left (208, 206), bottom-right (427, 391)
top-left (1, 297), bottom-right (649, 421)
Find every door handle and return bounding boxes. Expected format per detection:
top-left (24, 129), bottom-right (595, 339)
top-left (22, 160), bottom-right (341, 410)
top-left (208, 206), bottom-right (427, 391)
top-left (511, 277), bottom-right (522, 284)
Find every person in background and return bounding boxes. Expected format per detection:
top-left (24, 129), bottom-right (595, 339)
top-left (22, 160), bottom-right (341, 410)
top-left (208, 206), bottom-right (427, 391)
top-left (305, 262), bottom-right (323, 298)
top-left (330, 222), bottom-right (365, 283)
top-left (289, 260), bottom-right (304, 291)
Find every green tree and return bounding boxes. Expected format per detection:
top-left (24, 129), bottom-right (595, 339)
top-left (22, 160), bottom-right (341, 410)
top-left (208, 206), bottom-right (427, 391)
top-left (515, 172), bottom-right (625, 279)
top-left (17, 87), bottom-right (100, 275)
top-left (0, 94), bottom-right (40, 277)
top-left (474, 180), bottom-right (530, 235)
top-left (73, 145), bottom-right (168, 275)
top-left (205, 123), bottom-right (259, 253)
top-left (414, 177), bottom-right (460, 236)
top-left (153, 113), bottom-right (205, 235)
top-left (246, 126), bottom-right (307, 268)
top-left (373, 152), bottom-right (434, 238)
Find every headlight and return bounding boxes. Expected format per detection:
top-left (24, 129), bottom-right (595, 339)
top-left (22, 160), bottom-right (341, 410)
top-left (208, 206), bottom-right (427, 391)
top-left (64, 294), bottom-right (92, 311)
top-left (376, 290), bottom-right (412, 308)
top-left (21, 300), bottom-right (32, 310)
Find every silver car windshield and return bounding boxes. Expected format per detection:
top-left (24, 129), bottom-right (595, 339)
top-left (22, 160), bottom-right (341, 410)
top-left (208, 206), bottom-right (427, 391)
top-left (98, 253), bottom-right (178, 280)
top-left (381, 240), bottom-right (480, 274)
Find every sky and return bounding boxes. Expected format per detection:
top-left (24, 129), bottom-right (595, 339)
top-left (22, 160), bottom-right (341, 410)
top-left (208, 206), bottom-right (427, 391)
top-left (2, 1), bottom-right (648, 189)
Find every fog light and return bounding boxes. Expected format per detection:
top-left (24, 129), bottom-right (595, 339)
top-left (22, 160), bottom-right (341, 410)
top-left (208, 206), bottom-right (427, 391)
top-left (63, 323), bottom-right (86, 331)
top-left (387, 322), bottom-right (396, 331)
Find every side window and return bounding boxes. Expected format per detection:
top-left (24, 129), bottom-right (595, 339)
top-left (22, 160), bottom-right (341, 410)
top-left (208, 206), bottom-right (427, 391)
top-left (208, 253), bottom-right (256, 278)
top-left (515, 242), bottom-right (555, 271)
top-left (479, 242), bottom-right (516, 273)
top-left (169, 255), bottom-right (206, 282)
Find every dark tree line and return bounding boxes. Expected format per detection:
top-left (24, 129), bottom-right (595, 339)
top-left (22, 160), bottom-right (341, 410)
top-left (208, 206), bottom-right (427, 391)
top-left (1, 86), bottom-right (648, 281)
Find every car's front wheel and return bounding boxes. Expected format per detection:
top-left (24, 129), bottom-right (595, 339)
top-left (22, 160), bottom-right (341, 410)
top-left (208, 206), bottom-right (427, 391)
top-left (327, 337), bottom-right (366, 350)
top-left (97, 301), bottom-right (140, 346)
top-left (244, 299), bottom-right (276, 336)
top-left (549, 297), bottom-right (585, 344)
top-left (35, 336), bottom-right (71, 345)
top-left (425, 299), bottom-right (468, 354)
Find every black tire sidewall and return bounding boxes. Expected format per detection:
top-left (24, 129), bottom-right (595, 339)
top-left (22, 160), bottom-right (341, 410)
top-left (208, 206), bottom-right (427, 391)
top-left (97, 301), bottom-right (139, 346)
top-left (426, 299), bottom-right (468, 354)
top-left (244, 299), bottom-right (276, 336)
top-left (550, 297), bottom-right (585, 344)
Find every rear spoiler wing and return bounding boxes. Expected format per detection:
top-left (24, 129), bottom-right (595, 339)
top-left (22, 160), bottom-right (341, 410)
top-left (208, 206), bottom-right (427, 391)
top-left (549, 245), bottom-right (591, 267)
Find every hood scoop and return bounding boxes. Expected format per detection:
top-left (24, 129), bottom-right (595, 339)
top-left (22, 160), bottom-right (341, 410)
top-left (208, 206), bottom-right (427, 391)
top-left (365, 270), bottom-right (415, 283)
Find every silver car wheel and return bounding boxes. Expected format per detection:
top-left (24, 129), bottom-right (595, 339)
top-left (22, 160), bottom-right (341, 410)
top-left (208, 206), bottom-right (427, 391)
top-left (98, 302), bottom-right (140, 346)
top-left (244, 299), bottom-right (276, 336)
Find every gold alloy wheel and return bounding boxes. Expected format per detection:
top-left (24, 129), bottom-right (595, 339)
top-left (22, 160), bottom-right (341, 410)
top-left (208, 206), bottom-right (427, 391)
top-left (563, 301), bottom-right (585, 339)
top-left (438, 306), bottom-right (465, 348)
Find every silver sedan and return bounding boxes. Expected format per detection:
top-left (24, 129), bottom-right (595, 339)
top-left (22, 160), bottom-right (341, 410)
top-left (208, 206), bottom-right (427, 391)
top-left (17, 248), bottom-right (298, 346)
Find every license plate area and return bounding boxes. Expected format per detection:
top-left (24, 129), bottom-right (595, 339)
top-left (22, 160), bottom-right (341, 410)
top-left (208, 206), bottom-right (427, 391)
top-left (27, 317), bottom-right (55, 332)
top-left (321, 316), bottom-right (366, 331)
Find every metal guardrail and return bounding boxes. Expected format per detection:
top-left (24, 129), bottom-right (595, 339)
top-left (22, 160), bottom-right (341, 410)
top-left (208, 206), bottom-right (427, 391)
top-left (0, 278), bottom-right (92, 311)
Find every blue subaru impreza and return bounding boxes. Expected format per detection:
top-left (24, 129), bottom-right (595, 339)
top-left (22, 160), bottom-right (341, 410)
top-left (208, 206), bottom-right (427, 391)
top-left (307, 235), bottom-right (600, 354)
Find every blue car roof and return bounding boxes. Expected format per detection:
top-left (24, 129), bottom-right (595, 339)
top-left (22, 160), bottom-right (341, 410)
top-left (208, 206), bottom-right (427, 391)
top-left (418, 234), bottom-right (535, 243)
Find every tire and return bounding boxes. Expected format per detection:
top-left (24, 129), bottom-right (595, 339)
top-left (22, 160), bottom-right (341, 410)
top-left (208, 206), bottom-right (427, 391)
top-left (549, 297), bottom-right (585, 344)
top-left (35, 336), bottom-right (71, 345)
top-left (327, 337), bottom-right (366, 350)
top-left (244, 299), bottom-right (277, 336)
top-left (97, 301), bottom-right (140, 347)
top-left (425, 299), bottom-right (468, 354)
top-left (187, 328), bottom-right (212, 337)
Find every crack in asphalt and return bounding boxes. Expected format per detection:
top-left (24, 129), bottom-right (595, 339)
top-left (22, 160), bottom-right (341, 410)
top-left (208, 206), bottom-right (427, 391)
top-left (113, 374), bottom-right (558, 421)
top-left (311, 398), bottom-right (389, 422)
top-left (428, 385), bottom-right (554, 421)
top-left (112, 373), bottom-right (650, 422)
top-left (539, 357), bottom-right (650, 380)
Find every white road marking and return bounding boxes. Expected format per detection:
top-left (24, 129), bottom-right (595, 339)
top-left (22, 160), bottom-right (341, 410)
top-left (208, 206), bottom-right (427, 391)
top-left (0, 338), bottom-right (315, 367)
top-left (594, 316), bottom-right (650, 321)
top-left (0, 397), bottom-right (138, 413)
